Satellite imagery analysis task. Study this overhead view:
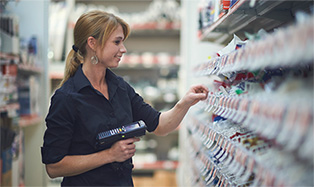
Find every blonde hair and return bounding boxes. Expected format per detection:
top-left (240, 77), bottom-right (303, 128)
top-left (59, 10), bottom-right (130, 87)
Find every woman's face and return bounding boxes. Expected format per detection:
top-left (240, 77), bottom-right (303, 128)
top-left (97, 25), bottom-right (127, 68)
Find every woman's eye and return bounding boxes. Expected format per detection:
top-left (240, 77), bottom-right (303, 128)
top-left (114, 40), bottom-right (120, 45)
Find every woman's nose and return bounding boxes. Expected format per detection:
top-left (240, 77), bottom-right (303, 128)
top-left (120, 43), bottom-right (127, 53)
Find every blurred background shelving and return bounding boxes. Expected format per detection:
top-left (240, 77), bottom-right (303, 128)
top-left (1, 1), bottom-right (49, 186)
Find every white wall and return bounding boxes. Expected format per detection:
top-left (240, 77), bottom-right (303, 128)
top-left (7, 0), bottom-right (50, 186)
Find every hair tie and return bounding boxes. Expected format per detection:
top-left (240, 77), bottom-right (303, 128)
top-left (72, 45), bottom-right (78, 52)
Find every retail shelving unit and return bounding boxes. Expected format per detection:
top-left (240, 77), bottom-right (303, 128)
top-left (199, 0), bottom-right (313, 44)
top-left (179, 0), bottom-right (313, 186)
top-left (1, 1), bottom-right (49, 186)
top-left (1, 54), bottom-right (43, 185)
top-left (0, 39), bottom-right (43, 186)
top-left (0, 30), bottom-right (45, 187)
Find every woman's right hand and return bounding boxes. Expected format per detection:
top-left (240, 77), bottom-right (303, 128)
top-left (109, 137), bottom-right (140, 162)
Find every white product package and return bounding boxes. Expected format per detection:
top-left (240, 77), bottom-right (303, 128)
top-left (217, 34), bottom-right (248, 56)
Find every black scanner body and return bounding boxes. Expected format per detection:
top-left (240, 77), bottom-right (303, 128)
top-left (96, 120), bottom-right (147, 150)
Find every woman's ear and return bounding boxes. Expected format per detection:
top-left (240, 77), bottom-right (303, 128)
top-left (87, 36), bottom-right (97, 51)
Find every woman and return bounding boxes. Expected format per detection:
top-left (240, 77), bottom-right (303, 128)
top-left (41, 10), bottom-right (208, 186)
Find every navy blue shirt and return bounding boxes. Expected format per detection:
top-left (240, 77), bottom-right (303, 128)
top-left (41, 64), bottom-right (160, 186)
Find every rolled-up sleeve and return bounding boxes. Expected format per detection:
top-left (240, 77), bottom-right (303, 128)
top-left (41, 91), bottom-right (76, 164)
top-left (127, 85), bottom-right (161, 132)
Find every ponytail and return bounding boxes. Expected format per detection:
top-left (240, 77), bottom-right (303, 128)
top-left (59, 48), bottom-right (83, 87)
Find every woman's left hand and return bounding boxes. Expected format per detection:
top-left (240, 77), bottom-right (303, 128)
top-left (181, 84), bottom-right (209, 107)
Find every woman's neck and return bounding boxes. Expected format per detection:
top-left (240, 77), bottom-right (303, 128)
top-left (82, 63), bottom-right (107, 89)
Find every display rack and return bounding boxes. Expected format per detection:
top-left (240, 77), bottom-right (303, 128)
top-left (195, 15), bottom-right (313, 75)
top-left (1, 1), bottom-right (50, 186)
top-left (1, 4), bottom-right (45, 186)
top-left (199, 0), bottom-right (313, 44)
top-left (182, 0), bottom-right (314, 186)
top-left (130, 29), bottom-right (180, 37)
top-left (1, 52), bottom-right (43, 185)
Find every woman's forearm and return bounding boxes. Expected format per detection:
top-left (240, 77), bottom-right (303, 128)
top-left (46, 149), bottom-right (114, 178)
top-left (46, 137), bottom-right (139, 178)
top-left (154, 85), bottom-right (208, 136)
top-left (154, 101), bottom-right (190, 136)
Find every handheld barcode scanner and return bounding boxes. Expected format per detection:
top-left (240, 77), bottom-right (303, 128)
top-left (96, 120), bottom-right (147, 150)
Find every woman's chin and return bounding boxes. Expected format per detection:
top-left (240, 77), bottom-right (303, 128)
top-left (109, 63), bottom-right (119, 69)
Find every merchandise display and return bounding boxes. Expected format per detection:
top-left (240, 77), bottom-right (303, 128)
top-left (0, 2), bottom-right (44, 185)
top-left (195, 14), bottom-right (314, 75)
top-left (120, 53), bottom-right (180, 67)
top-left (182, 8), bottom-right (313, 187)
top-left (0, 54), bottom-right (18, 110)
top-left (198, 0), bottom-right (313, 43)
top-left (198, 0), bottom-right (239, 29)
top-left (49, 0), bottom-right (181, 62)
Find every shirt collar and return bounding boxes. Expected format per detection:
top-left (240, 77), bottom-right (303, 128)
top-left (73, 64), bottom-right (122, 93)
top-left (106, 68), bottom-right (119, 86)
top-left (73, 64), bottom-right (91, 92)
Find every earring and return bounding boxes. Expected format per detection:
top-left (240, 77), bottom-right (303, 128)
top-left (91, 52), bottom-right (98, 65)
